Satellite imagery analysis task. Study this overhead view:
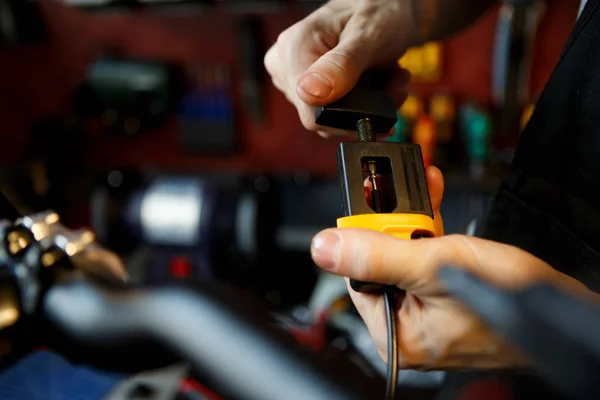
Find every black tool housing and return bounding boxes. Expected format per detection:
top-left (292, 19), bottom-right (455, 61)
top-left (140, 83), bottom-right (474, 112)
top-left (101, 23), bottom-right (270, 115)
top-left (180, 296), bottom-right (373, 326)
top-left (337, 142), bottom-right (433, 218)
top-left (337, 141), bottom-right (433, 294)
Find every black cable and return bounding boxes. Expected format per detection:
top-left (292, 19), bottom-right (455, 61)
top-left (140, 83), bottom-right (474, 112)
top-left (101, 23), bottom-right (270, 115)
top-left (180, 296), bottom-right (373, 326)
top-left (383, 289), bottom-right (398, 400)
top-left (369, 175), bottom-right (397, 399)
top-left (368, 167), bottom-right (398, 399)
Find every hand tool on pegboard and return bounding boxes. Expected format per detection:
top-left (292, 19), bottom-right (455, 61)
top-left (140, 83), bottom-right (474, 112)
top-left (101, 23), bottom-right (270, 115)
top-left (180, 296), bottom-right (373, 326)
top-left (179, 65), bottom-right (236, 153)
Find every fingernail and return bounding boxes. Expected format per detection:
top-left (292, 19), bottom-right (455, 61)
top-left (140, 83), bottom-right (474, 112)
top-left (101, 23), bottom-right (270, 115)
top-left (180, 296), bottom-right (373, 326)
top-left (298, 72), bottom-right (333, 98)
top-left (311, 230), bottom-right (341, 270)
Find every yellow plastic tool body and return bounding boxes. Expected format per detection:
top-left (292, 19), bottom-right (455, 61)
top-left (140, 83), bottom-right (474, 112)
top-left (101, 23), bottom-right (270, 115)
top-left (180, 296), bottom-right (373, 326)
top-left (336, 213), bottom-right (437, 240)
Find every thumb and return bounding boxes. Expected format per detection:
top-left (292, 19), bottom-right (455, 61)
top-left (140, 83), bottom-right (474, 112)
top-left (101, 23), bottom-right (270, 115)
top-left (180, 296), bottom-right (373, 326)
top-left (310, 229), bottom-right (556, 292)
top-left (296, 38), bottom-right (369, 106)
top-left (311, 229), bottom-right (458, 289)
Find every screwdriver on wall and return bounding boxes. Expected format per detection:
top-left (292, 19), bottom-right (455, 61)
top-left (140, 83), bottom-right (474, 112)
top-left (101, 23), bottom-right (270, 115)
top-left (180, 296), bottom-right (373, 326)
top-left (315, 85), bottom-right (441, 399)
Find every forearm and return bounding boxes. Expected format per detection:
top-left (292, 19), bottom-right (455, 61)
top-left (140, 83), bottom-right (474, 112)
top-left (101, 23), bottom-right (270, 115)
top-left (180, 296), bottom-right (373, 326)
top-left (407, 0), bottom-right (499, 46)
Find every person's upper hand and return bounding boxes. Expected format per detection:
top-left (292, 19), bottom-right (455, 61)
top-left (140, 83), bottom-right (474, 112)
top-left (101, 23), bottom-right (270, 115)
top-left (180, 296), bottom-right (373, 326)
top-left (310, 166), bottom-right (592, 370)
top-left (264, 0), bottom-right (414, 137)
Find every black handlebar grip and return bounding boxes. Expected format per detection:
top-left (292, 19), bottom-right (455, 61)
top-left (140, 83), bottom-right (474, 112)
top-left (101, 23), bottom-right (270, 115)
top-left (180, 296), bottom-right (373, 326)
top-left (439, 266), bottom-right (600, 400)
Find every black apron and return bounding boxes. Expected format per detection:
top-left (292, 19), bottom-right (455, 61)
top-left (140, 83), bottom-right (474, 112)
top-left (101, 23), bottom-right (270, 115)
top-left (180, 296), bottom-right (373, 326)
top-left (441, 0), bottom-right (600, 398)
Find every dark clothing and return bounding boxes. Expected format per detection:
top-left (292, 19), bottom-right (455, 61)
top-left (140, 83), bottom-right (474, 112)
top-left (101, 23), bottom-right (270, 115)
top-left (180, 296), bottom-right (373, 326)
top-left (488, 0), bottom-right (600, 291)
top-left (441, 0), bottom-right (600, 398)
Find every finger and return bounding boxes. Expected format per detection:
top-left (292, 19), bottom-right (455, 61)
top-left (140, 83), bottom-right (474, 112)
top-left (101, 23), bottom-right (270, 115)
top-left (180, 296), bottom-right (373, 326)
top-left (425, 165), bottom-right (444, 236)
top-left (344, 278), bottom-right (390, 352)
top-left (295, 26), bottom-right (371, 106)
top-left (425, 166), bottom-right (444, 212)
top-left (263, 45), bottom-right (279, 78)
top-left (296, 100), bottom-right (353, 136)
top-left (271, 77), bottom-right (286, 92)
top-left (316, 127), bottom-right (352, 136)
top-left (265, 45), bottom-right (290, 95)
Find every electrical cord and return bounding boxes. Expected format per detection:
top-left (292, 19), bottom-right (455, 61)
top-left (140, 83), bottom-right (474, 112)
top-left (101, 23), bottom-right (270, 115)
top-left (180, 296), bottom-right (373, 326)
top-left (325, 289), bottom-right (398, 400)
top-left (383, 289), bottom-right (398, 400)
top-left (368, 175), bottom-right (398, 399)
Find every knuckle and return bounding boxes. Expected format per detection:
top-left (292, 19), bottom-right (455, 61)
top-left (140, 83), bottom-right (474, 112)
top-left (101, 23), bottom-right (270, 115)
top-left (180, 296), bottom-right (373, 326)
top-left (349, 13), bottom-right (382, 41)
top-left (319, 50), bottom-right (362, 83)
top-left (438, 234), bottom-right (464, 249)
top-left (321, 50), bottom-right (354, 72)
top-left (276, 27), bottom-right (293, 46)
top-left (298, 108), bottom-right (318, 131)
top-left (263, 49), bottom-right (274, 69)
top-left (284, 92), bottom-right (295, 104)
top-left (263, 47), bottom-right (279, 77)
top-left (275, 30), bottom-right (286, 45)
top-left (271, 77), bottom-right (283, 91)
top-left (439, 234), bottom-right (478, 265)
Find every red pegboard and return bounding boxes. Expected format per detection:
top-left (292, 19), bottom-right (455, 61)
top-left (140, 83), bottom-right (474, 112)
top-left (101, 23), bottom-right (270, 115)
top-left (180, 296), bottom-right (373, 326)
top-left (0, 0), bottom-right (579, 176)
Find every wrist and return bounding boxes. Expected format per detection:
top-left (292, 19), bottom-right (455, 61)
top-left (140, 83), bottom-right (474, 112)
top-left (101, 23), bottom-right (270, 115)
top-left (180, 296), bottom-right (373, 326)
top-left (403, 0), bottom-right (500, 47)
top-left (403, 0), bottom-right (435, 47)
top-left (324, 0), bottom-right (421, 62)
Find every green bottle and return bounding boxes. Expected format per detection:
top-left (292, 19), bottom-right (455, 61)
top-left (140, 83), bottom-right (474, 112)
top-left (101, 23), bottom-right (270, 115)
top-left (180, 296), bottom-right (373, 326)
top-left (386, 112), bottom-right (407, 143)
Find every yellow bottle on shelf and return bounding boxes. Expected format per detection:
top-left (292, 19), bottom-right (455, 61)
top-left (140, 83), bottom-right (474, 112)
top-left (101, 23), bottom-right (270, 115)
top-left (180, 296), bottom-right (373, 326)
top-left (400, 92), bottom-right (423, 121)
top-left (429, 92), bottom-right (455, 143)
top-left (398, 42), bottom-right (443, 82)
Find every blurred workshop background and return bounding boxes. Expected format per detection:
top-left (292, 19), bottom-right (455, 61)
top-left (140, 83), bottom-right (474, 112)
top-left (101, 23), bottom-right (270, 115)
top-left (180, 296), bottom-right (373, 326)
top-left (0, 0), bottom-right (582, 351)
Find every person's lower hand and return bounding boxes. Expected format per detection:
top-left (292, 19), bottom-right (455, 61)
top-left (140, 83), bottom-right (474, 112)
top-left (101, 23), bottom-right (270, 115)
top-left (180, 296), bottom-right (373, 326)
top-left (264, 0), bottom-right (414, 138)
top-left (310, 166), bottom-right (590, 370)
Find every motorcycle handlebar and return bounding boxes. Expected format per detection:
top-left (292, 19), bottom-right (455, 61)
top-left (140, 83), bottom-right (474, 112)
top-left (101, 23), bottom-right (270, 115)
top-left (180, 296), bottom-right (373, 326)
top-left (42, 275), bottom-right (383, 400)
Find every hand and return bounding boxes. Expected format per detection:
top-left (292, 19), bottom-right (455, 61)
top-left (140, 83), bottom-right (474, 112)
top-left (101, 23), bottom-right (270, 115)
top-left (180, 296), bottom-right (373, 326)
top-left (310, 166), bottom-right (590, 370)
top-left (264, 0), bottom-right (414, 137)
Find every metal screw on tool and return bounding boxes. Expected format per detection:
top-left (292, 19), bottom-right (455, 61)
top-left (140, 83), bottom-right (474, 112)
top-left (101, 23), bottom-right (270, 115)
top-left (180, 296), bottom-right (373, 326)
top-left (356, 118), bottom-right (376, 142)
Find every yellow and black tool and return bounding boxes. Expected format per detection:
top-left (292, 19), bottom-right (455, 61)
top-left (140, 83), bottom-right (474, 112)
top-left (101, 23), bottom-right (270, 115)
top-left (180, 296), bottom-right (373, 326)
top-left (315, 85), bottom-right (440, 399)
top-left (315, 86), bottom-right (440, 294)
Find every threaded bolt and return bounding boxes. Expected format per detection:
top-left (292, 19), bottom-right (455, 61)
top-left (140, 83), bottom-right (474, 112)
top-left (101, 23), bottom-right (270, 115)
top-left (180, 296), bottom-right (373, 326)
top-left (356, 118), bottom-right (375, 142)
